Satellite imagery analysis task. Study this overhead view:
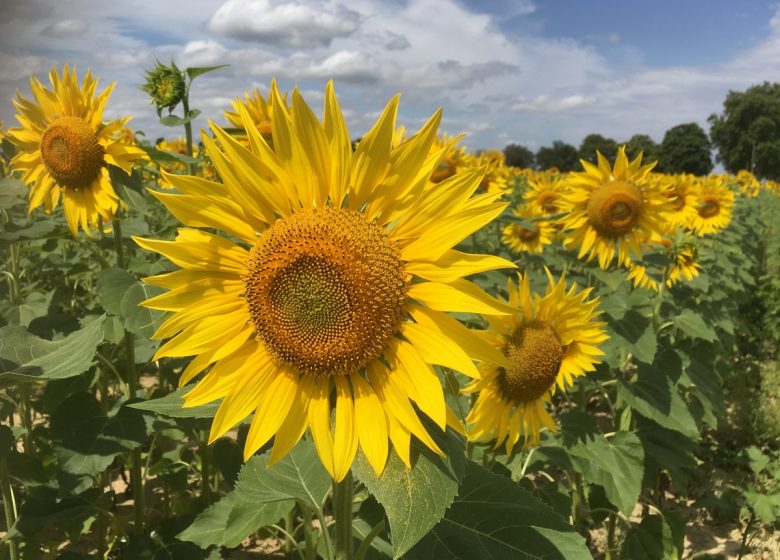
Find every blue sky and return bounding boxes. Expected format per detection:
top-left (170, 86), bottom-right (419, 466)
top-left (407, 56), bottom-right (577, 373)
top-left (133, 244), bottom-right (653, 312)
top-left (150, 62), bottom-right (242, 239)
top-left (1, 0), bottom-right (779, 153)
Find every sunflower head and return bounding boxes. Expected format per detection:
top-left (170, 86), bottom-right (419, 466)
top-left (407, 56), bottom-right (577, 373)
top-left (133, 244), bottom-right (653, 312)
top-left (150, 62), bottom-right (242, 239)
top-left (134, 80), bottom-right (515, 480)
top-left (142, 61), bottom-right (186, 115)
top-left (502, 207), bottom-right (555, 254)
top-left (8, 65), bottom-right (146, 235)
top-left (689, 175), bottom-right (735, 236)
top-left (524, 171), bottom-right (567, 216)
top-left (223, 87), bottom-right (287, 148)
top-left (560, 145), bottom-right (670, 269)
top-left (464, 271), bottom-right (608, 451)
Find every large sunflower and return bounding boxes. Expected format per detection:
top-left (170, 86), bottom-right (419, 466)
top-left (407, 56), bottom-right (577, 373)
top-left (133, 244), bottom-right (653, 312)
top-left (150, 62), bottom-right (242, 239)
top-left (135, 82), bottom-right (514, 481)
top-left (8, 65), bottom-right (146, 236)
top-left (560, 146), bottom-right (670, 269)
top-left (689, 176), bottom-right (735, 235)
top-left (661, 173), bottom-right (699, 231)
top-left (464, 272), bottom-right (607, 451)
top-left (523, 171), bottom-right (567, 217)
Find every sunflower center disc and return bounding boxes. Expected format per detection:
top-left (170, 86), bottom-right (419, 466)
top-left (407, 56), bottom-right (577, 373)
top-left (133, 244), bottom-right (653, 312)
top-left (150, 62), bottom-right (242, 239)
top-left (430, 156), bottom-right (456, 183)
top-left (40, 116), bottom-right (104, 190)
top-left (538, 192), bottom-right (559, 214)
top-left (587, 180), bottom-right (644, 237)
top-left (499, 321), bottom-right (563, 403)
top-left (512, 224), bottom-right (540, 242)
top-left (244, 207), bottom-right (408, 376)
top-left (698, 197), bottom-right (720, 218)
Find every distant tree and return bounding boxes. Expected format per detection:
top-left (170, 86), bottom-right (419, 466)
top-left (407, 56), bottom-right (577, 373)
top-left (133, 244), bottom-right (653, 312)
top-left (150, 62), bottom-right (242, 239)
top-left (624, 134), bottom-right (659, 163)
top-left (657, 123), bottom-right (713, 175)
top-left (578, 134), bottom-right (618, 164)
top-left (536, 141), bottom-right (579, 171)
top-left (503, 143), bottom-right (535, 168)
top-left (709, 82), bottom-right (780, 180)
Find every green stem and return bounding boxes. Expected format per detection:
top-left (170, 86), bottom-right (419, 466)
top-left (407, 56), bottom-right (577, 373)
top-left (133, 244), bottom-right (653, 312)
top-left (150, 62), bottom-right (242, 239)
top-left (605, 513), bottom-right (617, 560)
top-left (17, 385), bottom-right (33, 457)
top-left (112, 218), bottom-right (144, 535)
top-left (355, 520), bottom-right (386, 560)
top-left (302, 508), bottom-right (318, 560)
top-left (181, 93), bottom-right (195, 175)
top-left (199, 430), bottom-right (211, 505)
top-left (0, 458), bottom-right (19, 560)
top-left (283, 508), bottom-right (295, 555)
top-left (333, 471), bottom-right (354, 560)
top-left (737, 511), bottom-right (756, 560)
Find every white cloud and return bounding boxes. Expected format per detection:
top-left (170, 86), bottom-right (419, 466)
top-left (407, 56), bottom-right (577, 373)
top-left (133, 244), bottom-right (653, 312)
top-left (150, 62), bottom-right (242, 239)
top-left (207, 0), bottom-right (361, 48)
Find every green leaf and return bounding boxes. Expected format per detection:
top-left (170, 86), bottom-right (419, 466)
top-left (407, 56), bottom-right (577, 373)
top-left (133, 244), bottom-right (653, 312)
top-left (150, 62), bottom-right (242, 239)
top-left (606, 309), bottom-right (657, 364)
top-left (51, 393), bottom-right (147, 484)
top-left (744, 491), bottom-right (780, 524)
top-left (674, 309), bottom-right (718, 342)
top-left (0, 292), bottom-right (52, 327)
top-left (617, 361), bottom-right (699, 438)
top-left (160, 110), bottom-right (201, 127)
top-left (233, 438), bottom-right (331, 512)
top-left (119, 282), bottom-right (165, 337)
top-left (635, 418), bottom-right (697, 488)
top-left (186, 65), bottom-right (229, 80)
top-left (620, 513), bottom-right (685, 560)
top-left (97, 268), bottom-right (137, 316)
top-left (0, 178), bottom-right (27, 209)
top-left (129, 385), bottom-right (219, 418)
top-left (353, 424), bottom-right (466, 559)
top-left (178, 492), bottom-right (293, 548)
top-left (140, 144), bottom-right (198, 164)
top-left (0, 318), bottom-right (103, 383)
top-left (405, 461), bottom-right (590, 560)
top-left (745, 446), bottom-right (770, 474)
top-left (567, 432), bottom-right (645, 516)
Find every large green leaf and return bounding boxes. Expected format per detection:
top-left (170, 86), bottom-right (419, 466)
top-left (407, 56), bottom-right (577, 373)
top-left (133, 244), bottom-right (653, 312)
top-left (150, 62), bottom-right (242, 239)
top-left (405, 461), bottom-right (590, 560)
top-left (674, 309), bottom-right (718, 342)
top-left (606, 309), bottom-right (657, 364)
top-left (617, 362), bottom-right (699, 438)
top-left (233, 438), bottom-right (332, 512)
top-left (97, 268), bottom-right (138, 316)
top-left (51, 392), bottom-right (147, 486)
top-left (177, 492), bottom-right (293, 548)
top-left (121, 283), bottom-right (165, 338)
top-left (0, 318), bottom-right (103, 383)
top-left (0, 178), bottom-right (27, 209)
top-left (620, 513), bottom-right (684, 560)
top-left (129, 385), bottom-right (219, 418)
top-left (567, 432), bottom-right (644, 516)
top-left (353, 424), bottom-right (466, 559)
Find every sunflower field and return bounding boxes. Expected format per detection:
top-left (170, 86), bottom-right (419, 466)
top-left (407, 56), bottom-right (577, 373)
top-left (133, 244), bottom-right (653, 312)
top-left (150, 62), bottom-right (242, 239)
top-left (1, 63), bottom-right (779, 560)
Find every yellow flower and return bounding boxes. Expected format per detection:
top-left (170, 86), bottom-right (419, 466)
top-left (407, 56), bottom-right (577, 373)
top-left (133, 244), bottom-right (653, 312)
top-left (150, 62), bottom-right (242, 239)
top-left (690, 175), bottom-right (735, 235)
top-left (666, 244), bottom-right (701, 287)
top-left (661, 173), bottom-right (699, 231)
top-left (464, 271), bottom-right (608, 451)
top-left (560, 146), bottom-right (670, 269)
top-left (429, 132), bottom-right (467, 184)
top-left (470, 150), bottom-right (512, 196)
top-left (224, 88), bottom-right (287, 149)
top-left (735, 169), bottom-right (760, 198)
top-left (523, 171), bottom-right (568, 217)
top-left (134, 81), bottom-right (515, 481)
top-left (7, 65), bottom-right (146, 235)
top-left (626, 235), bottom-right (701, 290)
top-left (502, 207), bottom-right (555, 254)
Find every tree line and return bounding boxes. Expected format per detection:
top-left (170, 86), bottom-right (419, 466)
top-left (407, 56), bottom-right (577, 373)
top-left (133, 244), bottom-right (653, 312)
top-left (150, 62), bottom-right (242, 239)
top-left (503, 82), bottom-right (780, 179)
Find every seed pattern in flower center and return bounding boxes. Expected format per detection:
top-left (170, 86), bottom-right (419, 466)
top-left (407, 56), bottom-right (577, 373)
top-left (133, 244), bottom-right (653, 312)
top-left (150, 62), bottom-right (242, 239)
top-left (698, 196), bottom-right (720, 218)
top-left (587, 180), bottom-right (644, 237)
top-left (244, 207), bottom-right (408, 376)
top-left (40, 116), bottom-right (104, 190)
top-left (538, 192), bottom-right (559, 214)
top-left (511, 224), bottom-right (540, 242)
top-left (499, 321), bottom-right (563, 403)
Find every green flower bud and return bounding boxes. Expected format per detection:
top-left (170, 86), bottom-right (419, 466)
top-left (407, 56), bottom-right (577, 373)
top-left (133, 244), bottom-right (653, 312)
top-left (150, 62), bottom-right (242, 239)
top-left (141, 61), bottom-right (185, 115)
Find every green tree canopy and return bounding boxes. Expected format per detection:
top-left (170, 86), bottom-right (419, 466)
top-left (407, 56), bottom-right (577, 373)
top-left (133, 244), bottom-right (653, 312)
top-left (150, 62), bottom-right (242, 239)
top-left (536, 141), bottom-right (579, 171)
top-left (624, 134), bottom-right (659, 163)
top-left (503, 143), bottom-right (535, 168)
top-left (578, 134), bottom-right (618, 164)
top-left (709, 82), bottom-right (780, 180)
top-left (657, 123), bottom-right (713, 175)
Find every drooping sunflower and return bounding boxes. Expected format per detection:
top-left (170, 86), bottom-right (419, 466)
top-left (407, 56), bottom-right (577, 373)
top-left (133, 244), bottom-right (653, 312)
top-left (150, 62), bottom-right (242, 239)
top-left (689, 176), bottom-right (735, 235)
top-left (223, 87), bottom-right (288, 149)
top-left (135, 81), bottom-right (515, 481)
top-left (502, 207), bottom-right (555, 254)
top-left (8, 65), bottom-right (146, 235)
top-left (560, 146), bottom-right (670, 269)
top-left (464, 271), bottom-right (608, 451)
top-left (666, 244), bottom-right (701, 287)
top-left (523, 171), bottom-right (567, 217)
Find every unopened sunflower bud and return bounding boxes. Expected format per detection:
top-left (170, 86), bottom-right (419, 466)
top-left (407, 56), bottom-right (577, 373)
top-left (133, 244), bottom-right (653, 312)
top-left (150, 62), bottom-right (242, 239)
top-left (141, 61), bottom-right (185, 115)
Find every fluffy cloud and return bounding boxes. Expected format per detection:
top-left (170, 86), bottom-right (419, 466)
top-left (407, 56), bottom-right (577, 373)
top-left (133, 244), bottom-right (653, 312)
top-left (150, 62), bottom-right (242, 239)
top-left (207, 0), bottom-right (361, 48)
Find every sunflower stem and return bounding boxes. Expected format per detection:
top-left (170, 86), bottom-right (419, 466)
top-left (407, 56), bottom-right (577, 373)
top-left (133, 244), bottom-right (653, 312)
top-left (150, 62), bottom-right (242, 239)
top-left (332, 470), bottom-right (353, 560)
top-left (0, 457), bottom-right (19, 560)
top-left (112, 218), bottom-right (144, 535)
top-left (181, 93), bottom-right (195, 175)
top-left (199, 430), bottom-right (211, 505)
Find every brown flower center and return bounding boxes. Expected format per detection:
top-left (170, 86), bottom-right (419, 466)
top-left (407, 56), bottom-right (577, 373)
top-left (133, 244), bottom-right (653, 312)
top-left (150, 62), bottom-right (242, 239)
top-left (40, 116), bottom-right (104, 190)
top-left (698, 196), bottom-right (720, 218)
top-left (499, 321), bottom-right (563, 403)
top-left (431, 156), bottom-right (456, 183)
top-left (537, 192), bottom-right (559, 214)
top-left (587, 180), bottom-right (644, 237)
top-left (512, 224), bottom-right (540, 242)
top-left (244, 207), bottom-right (408, 376)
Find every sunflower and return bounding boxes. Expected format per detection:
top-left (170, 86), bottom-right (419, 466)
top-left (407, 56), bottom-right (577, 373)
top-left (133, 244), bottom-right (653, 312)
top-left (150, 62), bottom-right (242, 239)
top-left (8, 65), bottom-right (146, 235)
top-left (223, 87), bottom-right (288, 149)
top-left (502, 207), bottom-right (555, 254)
top-left (666, 244), bottom-right (701, 287)
top-left (523, 171), bottom-right (567, 217)
top-left (470, 150), bottom-right (511, 196)
top-left (464, 271), bottom-right (607, 451)
top-left (560, 146), bottom-right (670, 269)
top-left (134, 81), bottom-right (515, 481)
top-left (689, 176), bottom-right (735, 235)
top-left (735, 169), bottom-right (760, 198)
top-left (429, 132), bottom-right (468, 184)
top-left (626, 262), bottom-right (661, 292)
top-left (661, 173), bottom-right (698, 230)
